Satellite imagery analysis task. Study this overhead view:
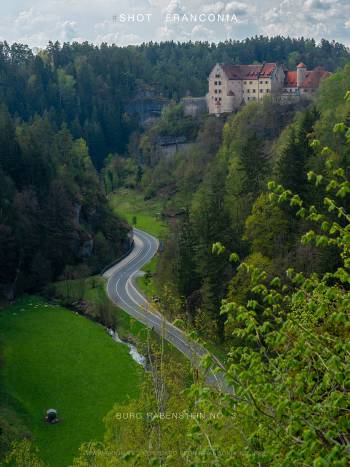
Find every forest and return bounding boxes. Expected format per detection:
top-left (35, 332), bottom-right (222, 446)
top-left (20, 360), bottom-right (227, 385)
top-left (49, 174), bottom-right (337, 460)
top-left (0, 36), bottom-right (348, 302)
top-left (80, 62), bottom-right (350, 465)
top-left (0, 36), bottom-right (348, 172)
top-left (0, 37), bottom-right (349, 465)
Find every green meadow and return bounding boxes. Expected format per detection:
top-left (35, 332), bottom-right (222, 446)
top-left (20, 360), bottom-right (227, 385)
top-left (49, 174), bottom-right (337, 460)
top-left (0, 296), bottom-right (142, 466)
top-left (109, 188), bottom-right (168, 238)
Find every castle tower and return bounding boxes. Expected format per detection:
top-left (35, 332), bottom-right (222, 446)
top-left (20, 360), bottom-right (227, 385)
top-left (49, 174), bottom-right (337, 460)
top-left (297, 63), bottom-right (307, 88)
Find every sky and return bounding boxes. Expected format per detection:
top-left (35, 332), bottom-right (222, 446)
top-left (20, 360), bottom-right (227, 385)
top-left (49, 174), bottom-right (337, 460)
top-left (0, 0), bottom-right (349, 48)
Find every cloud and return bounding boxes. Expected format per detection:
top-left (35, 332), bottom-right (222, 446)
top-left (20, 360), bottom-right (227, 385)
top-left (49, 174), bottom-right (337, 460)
top-left (202, 1), bottom-right (252, 17)
top-left (163, 0), bottom-right (187, 15)
top-left (0, 0), bottom-right (349, 47)
top-left (226, 1), bottom-right (251, 16)
top-left (191, 24), bottom-right (215, 40)
top-left (304, 0), bottom-right (332, 10)
top-left (261, 0), bottom-right (350, 44)
top-left (61, 21), bottom-right (78, 42)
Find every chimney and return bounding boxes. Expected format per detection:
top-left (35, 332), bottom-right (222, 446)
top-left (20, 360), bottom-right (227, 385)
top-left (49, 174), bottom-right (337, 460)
top-left (297, 63), bottom-right (306, 88)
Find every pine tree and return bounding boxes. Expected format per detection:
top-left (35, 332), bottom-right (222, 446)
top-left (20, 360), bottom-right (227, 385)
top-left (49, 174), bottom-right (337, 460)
top-left (192, 158), bottom-right (231, 340)
top-left (277, 109), bottom-right (318, 195)
top-left (240, 134), bottom-right (268, 196)
top-left (174, 210), bottom-right (200, 310)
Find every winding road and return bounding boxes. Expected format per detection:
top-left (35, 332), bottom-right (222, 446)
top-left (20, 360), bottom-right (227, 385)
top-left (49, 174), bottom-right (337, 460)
top-left (104, 228), bottom-right (231, 392)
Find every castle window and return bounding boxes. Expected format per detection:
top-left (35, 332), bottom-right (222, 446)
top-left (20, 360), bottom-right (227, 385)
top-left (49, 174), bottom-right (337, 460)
top-left (244, 81), bottom-right (247, 84)
top-left (214, 89), bottom-right (217, 94)
top-left (247, 89), bottom-right (250, 93)
top-left (253, 89), bottom-right (256, 93)
top-left (218, 89), bottom-right (222, 93)
top-left (265, 81), bottom-right (268, 84)
top-left (266, 89), bottom-right (270, 93)
top-left (249, 81), bottom-right (253, 84)
top-left (259, 81), bottom-right (263, 84)
top-left (215, 74), bottom-right (220, 78)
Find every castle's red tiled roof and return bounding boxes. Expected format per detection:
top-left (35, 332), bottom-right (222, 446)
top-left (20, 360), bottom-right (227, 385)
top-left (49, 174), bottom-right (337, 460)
top-left (221, 63), bottom-right (277, 80)
top-left (284, 71), bottom-right (297, 87)
top-left (297, 62), bottom-right (306, 68)
top-left (284, 68), bottom-right (331, 88)
top-left (260, 62), bottom-right (277, 77)
top-left (302, 69), bottom-right (331, 88)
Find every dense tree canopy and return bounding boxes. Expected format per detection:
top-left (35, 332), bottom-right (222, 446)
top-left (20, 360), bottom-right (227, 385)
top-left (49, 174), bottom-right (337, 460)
top-left (0, 37), bottom-right (348, 169)
top-left (0, 110), bottom-right (129, 300)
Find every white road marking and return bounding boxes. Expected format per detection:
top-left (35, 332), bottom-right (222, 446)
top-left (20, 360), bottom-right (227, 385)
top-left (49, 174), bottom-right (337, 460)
top-left (105, 228), bottom-right (228, 391)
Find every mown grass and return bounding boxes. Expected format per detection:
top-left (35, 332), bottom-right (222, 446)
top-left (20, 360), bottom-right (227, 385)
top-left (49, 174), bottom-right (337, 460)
top-left (0, 296), bottom-right (142, 467)
top-left (50, 276), bottom-right (149, 343)
top-left (109, 188), bottom-right (168, 238)
top-left (50, 276), bottom-right (187, 365)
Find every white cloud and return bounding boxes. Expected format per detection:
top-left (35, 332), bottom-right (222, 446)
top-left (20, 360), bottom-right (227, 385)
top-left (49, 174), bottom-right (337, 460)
top-left (202, 1), bottom-right (252, 17)
top-left (191, 24), bottom-right (215, 40)
top-left (261, 0), bottom-right (350, 44)
top-left (61, 21), bottom-right (78, 42)
top-left (0, 0), bottom-right (349, 47)
top-left (163, 0), bottom-right (187, 15)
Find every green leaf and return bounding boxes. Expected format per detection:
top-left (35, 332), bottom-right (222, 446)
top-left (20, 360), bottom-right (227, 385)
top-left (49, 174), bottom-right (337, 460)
top-left (229, 252), bottom-right (240, 263)
top-left (212, 242), bottom-right (226, 255)
top-left (333, 122), bottom-right (346, 133)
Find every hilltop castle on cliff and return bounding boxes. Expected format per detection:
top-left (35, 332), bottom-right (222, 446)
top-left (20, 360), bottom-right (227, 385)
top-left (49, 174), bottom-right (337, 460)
top-left (206, 62), bottom-right (331, 115)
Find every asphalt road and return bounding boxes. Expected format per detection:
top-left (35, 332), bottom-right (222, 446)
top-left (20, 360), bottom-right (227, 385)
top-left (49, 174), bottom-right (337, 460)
top-left (104, 228), bottom-right (231, 392)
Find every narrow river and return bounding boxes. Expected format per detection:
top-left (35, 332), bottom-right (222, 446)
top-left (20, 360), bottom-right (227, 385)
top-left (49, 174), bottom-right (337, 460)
top-left (107, 328), bottom-right (146, 367)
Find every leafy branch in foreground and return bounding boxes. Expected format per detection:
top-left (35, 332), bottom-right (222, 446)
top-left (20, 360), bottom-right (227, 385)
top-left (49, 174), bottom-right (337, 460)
top-left (184, 103), bottom-right (350, 466)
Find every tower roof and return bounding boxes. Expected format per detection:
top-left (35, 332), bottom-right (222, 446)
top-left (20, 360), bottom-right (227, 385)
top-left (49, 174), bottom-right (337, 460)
top-left (297, 62), bottom-right (306, 68)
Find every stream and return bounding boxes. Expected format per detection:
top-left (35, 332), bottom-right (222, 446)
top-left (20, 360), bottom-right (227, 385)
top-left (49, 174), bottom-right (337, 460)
top-left (107, 328), bottom-right (146, 367)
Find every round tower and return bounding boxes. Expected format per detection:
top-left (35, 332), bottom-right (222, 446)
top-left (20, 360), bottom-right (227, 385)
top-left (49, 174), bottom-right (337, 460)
top-left (297, 63), bottom-right (307, 88)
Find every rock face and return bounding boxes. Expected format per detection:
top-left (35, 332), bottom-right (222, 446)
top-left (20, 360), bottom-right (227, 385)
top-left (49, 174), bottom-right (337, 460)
top-left (156, 135), bottom-right (192, 159)
top-left (79, 238), bottom-right (94, 258)
top-left (69, 230), bottom-right (94, 258)
top-left (74, 203), bottom-right (82, 226)
top-left (180, 96), bottom-right (208, 117)
top-left (125, 89), bottom-right (170, 126)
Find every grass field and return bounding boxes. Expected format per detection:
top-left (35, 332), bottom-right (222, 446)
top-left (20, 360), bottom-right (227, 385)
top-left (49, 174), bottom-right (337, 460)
top-left (50, 275), bottom-right (185, 367)
top-left (51, 276), bottom-right (149, 343)
top-left (0, 296), bottom-right (142, 466)
top-left (109, 188), bottom-right (168, 238)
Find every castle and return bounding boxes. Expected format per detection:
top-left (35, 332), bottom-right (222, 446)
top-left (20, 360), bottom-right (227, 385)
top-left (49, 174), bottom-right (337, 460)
top-left (207, 62), bottom-right (331, 115)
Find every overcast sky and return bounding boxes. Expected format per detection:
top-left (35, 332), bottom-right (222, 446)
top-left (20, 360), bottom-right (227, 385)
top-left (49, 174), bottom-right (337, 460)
top-left (0, 0), bottom-right (349, 48)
